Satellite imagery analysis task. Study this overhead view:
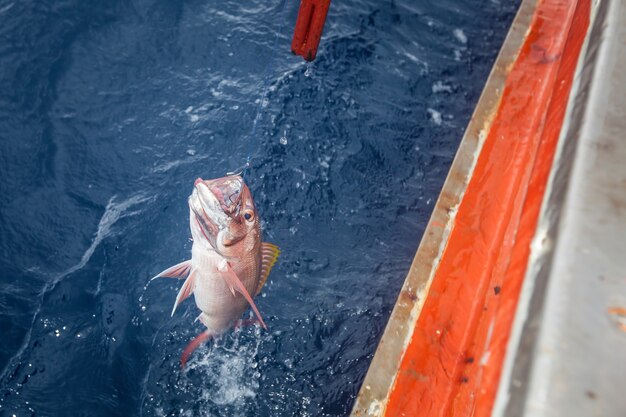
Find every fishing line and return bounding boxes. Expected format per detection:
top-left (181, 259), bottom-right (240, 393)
top-left (227, 0), bottom-right (291, 177)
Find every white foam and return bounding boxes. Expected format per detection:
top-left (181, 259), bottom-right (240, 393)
top-left (172, 331), bottom-right (263, 416)
top-left (427, 108), bottom-right (443, 126)
top-left (208, 355), bottom-right (257, 405)
top-left (404, 51), bottom-right (422, 65)
top-left (151, 154), bottom-right (208, 174)
top-left (60, 193), bottom-right (152, 279)
top-left (432, 81), bottom-right (453, 93)
top-left (453, 28), bottom-right (467, 44)
top-left (0, 3), bottom-right (15, 15)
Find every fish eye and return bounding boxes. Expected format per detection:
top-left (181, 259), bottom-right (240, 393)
top-left (243, 210), bottom-right (254, 221)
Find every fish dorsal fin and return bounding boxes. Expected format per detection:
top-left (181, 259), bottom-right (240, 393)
top-left (257, 242), bottom-right (280, 296)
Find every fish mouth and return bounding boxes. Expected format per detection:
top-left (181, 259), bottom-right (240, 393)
top-left (189, 176), bottom-right (244, 249)
top-left (194, 176), bottom-right (244, 215)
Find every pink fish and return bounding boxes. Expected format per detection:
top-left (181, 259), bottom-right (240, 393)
top-left (153, 175), bottom-right (280, 367)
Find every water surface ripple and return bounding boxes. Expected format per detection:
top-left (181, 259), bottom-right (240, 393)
top-left (0, 0), bottom-right (518, 415)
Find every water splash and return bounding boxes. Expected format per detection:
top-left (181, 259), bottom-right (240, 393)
top-left (140, 327), bottom-right (264, 417)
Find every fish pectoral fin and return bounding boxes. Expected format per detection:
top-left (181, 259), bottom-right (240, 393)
top-left (257, 242), bottom-right (281, 296)
top-left (218, 262), bottom-right (268, 330)
top-left (171, 269), bottom-right (196, 317)
top-left (151, 260), bottom-right (192, 281)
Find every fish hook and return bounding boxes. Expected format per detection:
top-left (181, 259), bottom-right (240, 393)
top-left (226, 159), bottom-right (251, 177)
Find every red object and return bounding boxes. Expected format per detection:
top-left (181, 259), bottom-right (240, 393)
top-left (291, 0), bottom-right (331, 61)
top-left (382, 0), bottom-right (591, 415)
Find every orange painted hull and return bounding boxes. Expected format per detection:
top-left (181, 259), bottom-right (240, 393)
top-left (352, 0), bottom-right (593, 415)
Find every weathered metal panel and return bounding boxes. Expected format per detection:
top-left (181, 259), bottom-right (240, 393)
top-left (350, 1), bottom-right (538, 415)
top-left (494, 0), bottom-right (626, 415)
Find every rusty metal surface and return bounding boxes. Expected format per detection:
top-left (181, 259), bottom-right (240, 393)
top-left (493, 0), bottom-right (626, 415)
top-left (349, 1), bottom-right (537, 415)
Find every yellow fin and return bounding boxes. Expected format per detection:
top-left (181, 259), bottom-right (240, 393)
top-left (257, 242), bottom-right (280, 295)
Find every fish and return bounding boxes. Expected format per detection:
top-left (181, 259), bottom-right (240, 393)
top-left (152, 175), bottom-right (280, 367)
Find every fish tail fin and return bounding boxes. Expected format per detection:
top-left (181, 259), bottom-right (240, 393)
top-left (181, 330), bottom-right (213, 369)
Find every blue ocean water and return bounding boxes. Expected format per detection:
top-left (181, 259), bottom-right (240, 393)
top-left (0, 0), bottom-right (518, 415)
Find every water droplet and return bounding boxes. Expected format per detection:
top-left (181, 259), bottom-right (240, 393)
top-left (304, 63), bottom-right (313, 77)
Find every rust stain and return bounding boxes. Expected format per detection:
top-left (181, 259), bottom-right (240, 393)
top-left (404, 368), bottom-right (430, 382)
top-left (608, 306), bottom-right (626, 332)
top-left (607, 195), bottom-right (626, 215)
top-left (608, 307), bottom-right (626, 316)
top-left (400, 289), bottom-right (419, 303)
